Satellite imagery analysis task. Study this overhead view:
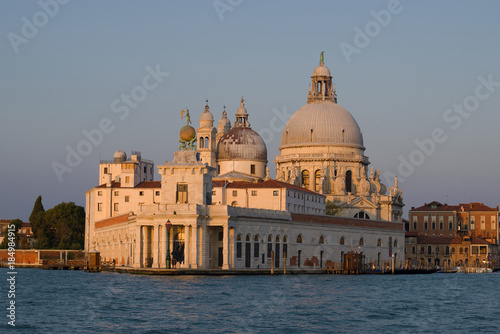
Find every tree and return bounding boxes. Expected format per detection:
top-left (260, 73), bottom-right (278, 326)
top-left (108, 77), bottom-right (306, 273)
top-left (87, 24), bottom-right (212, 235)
top-left (0, 219), bottom-right (23, 249)
top-left (326, 200), bottom-right (341, 216)
top-left (29, 195), bottom-right (45, 240)
top-left (43, 202), bottom-right (85, 250)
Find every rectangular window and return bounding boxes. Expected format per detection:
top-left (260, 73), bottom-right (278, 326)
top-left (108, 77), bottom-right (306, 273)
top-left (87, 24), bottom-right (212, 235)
top-left (212, 190), bottom-right (216, 195)
top-left (481, 217), bottom-right (485, 230)
top-left (232, 190), bottom-right (238, 197)
top-left (449, 222), bottom-right (453, 230)
top-left (144, 166), bottom-right (147, 173)
top-left (439, 222), bottom-right (443, 230)
top-left (97, 203), bottom-right (102, 211)
top-left (251, 190), bottom-right (257, 196)
top-left (283, 243), bottom-right (287, 258)
top-left (273, 190), bottom-right (279, 196)
top-left (176, 184), bottom-right (188, 203)
top-left (139, 191), bottom-right (144, 196)
top-left (432, 221), bottom-right (436, 230)
top-left (114, 191), bottom-right (119, 196)
top-left (125, 196), bottom-right (129, 203)
top-left (424, 221), bottom-right (428, 230)
top-left (413, 222), bottom-right (417, 230)
top-left (250, 164), bottom-right (256, 175)
top-left (125, 176), bottom-right (130, 183)
top-left (155, 191), bottom-right (160, 196)
top-left (104, 167), bottom-right (108, 174)
top-left (254, 241), bottom-right (259, 258)
top-left (471, 246), bottom-right (478, 255)
top-left (492, 217), bottom-right (496, 230)
top-left (98, 191), bottom-right (102, 196)
top-left (113, 203), bottom-right (119, 211)
top-left (267, 243), bottom-right (272, 258)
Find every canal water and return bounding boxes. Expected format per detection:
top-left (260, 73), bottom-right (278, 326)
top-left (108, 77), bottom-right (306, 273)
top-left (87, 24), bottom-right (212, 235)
top-left (2, 268), bottom-right (499, 333)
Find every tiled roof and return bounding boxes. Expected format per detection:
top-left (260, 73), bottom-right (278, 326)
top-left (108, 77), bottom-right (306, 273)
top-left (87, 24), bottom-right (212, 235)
top-left (95, 213), bottom-right (130, 229)
top-left (213, 179), bottom-right (325, 196)
top-left (291, 213), bottom-right (404, 231)
top-left (411, 201), bottom-right (498, 212)
top-left (457, 202), bottom-right (498, 212)
top-left (410, 201), bottom-right (459, 212)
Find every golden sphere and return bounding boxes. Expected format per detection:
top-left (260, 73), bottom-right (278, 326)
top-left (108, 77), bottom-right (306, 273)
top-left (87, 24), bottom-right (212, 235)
top-left (180, 125), bottom-right (196, 141)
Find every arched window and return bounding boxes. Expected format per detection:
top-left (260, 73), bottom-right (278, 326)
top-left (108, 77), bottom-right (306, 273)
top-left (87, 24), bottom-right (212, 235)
top-left (283, 236), bottom-right (288, 259)
top-left (236, 234), bottom-right (242, 258)
top-left (314, 170), bottom-right (321, 192)
top-left (276, 235), bottom-right (280, 242)
top-left (359, 238), bottom-right (364, 246)
top-left (302, 170), bottom-right (310, 189)
top-left (205, 136), bottom-right (209, 148)
top-left (296, 235), bottom-right (302, 243)
top-left (319, 236), bottom-right (324, 244)
top-left (459, 247), bottom-right (463, 254)
top-left (199, 137), bottom-right (204, 148)
top-left (246, 234), bottom-right (250, 242)
top-left (345, 170), bottom-right (352, 193)
top-left (427, 246), bottom-right (432, 255)
top-left (377, 239), bottom-right (382, 247)
top-left (340, 236), bottom-right (345, 245)
top-left (231, 201), bottom-right (238, 207)
top-left (435, 247), bottom-right (439, 254)
top-left (354, 211), bottom-right (370, 219)
top-left (267, 235), bottom-right (273, 258)
top-left (394, 239), bottom-right (398, 247)
top-left (254, 235), bottom-right (259, 258)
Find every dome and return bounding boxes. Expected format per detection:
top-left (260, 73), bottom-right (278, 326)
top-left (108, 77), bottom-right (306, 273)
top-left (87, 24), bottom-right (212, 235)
top-left (218, 127), bottom-right (267, 161)
top-left (313, 64), bottom-right (331, 77)
top-left (281, 102), bottom-right (364, 148)
top-left (218, 110), bottom-right (231, 128)
top-left (199, 104), bottom-right (214, 128)
top-left (113, 150), bottom-right (127, 163)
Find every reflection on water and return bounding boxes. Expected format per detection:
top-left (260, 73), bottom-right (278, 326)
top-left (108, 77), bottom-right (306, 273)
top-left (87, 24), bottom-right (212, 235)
top-left (2, 268), bottom-right (500, 333)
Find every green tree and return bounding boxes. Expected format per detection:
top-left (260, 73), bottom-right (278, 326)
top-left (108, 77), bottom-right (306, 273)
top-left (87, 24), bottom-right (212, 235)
top-left (0, 219), bottom-right (23, 249)
top-left (29, 195), bottom-right (45, 240)
top-left (326, 200), bottom-right (341, 216)
top-left (44, 202), bottom-right (85, 250)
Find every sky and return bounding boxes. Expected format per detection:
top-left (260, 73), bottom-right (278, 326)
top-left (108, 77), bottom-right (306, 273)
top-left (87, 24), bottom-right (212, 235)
top-left (1, 0), bottom-right (500, 221)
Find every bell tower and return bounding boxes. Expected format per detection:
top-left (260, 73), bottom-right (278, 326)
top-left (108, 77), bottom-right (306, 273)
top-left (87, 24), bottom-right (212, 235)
top-left (196, 101), bottom-right (217, 168)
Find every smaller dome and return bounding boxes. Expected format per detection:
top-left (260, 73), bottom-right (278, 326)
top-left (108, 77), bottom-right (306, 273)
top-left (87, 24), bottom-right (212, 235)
top-left (313, 64), bottom-right (331, 77)
top-left (218, 110), bottom-right (231, 128)
top-left (113, 150), bottom-right (127, 163)
top-left (218, 127), bottom-right (267, 161)
top-left (199, 104), bottom-right (214, 128)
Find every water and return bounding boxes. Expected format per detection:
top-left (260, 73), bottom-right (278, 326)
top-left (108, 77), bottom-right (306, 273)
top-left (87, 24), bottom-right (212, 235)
top-left (2, 268), bottom-right (499, 333)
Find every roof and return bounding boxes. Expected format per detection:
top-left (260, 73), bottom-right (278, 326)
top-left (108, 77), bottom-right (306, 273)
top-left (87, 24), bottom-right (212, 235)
top-left (410, 201), bottom-right (459, 212)
top-left (96, 181), bottom-right (161, 189)
top-left (212, 179), bottom-right (326, 196)
top-left (95, 213), bottom-right (130, 229)
top-left (411, 201), bottom-right (498, 212)
top-left (291, 213), bottom-right (404, 231)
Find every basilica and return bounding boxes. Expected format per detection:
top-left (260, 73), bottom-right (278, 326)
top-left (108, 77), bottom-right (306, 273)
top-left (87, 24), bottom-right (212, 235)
top-left (84, 55), bottom-right (405, 270)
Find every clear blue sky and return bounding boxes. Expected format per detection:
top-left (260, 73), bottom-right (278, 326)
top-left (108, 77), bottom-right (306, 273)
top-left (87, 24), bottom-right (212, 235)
top-left (1, 0), bottom-right (500, 221)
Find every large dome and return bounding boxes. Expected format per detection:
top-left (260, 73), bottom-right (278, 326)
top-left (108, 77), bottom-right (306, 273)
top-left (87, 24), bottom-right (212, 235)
top-left (218, 127), bottom-right (267, 161)
top-left (281, 101), bottom-right (364, 148)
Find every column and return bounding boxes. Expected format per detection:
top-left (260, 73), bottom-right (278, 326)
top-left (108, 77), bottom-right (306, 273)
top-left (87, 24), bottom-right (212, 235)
top-left (191, 223), bottom-right (198, 268)
top-left (143, 226), bottom-right (149, 267)
top-left (222, 224), bottom-right (230, 270)
top-left (160, 224), bottom-right (167, 268)
top-left (184, 225), bottom-right (190, 268)
top-left (152, 224), bottom-right (159, 268)
top-left (200, 224), bottom-right (208, 268)
top-left (134, 225), bottom-right (142, 268)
